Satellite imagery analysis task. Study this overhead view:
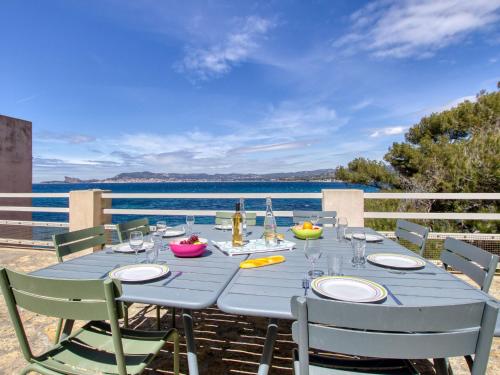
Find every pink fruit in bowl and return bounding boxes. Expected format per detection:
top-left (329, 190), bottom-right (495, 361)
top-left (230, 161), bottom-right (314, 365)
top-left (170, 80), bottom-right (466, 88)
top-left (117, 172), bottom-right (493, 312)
top-left (169, 237), bottom-right (207, 258)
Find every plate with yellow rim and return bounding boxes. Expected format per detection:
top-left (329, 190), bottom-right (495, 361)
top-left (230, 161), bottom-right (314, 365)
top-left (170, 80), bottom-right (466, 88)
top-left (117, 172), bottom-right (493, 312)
top-left (367, 253), bottom-right (426, 270)
top-left (109, 264), bottom-right (170, 283)
top-left (311, 276), bottom-right (387, 303)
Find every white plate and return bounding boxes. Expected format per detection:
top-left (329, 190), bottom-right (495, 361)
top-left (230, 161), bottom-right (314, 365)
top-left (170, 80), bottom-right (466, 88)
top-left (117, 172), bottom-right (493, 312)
top-left (367, 253), bottom-right (426, 270)
top-left (162, 228), bottom-right (186, 238)
top-left (344, 233), bottom-right (385, 242)
top-left (109, 264), bottom-right (170, 283)
top-left (112, 242), bottom-right (154, 253)
top-left (312, 276), bottom-right (387, 303)
top-left (214, 224), bottom-right (232, 230)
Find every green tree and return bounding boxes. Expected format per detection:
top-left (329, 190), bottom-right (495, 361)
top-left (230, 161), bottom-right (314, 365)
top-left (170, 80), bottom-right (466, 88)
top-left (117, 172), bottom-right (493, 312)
top-left (337, 86), bottom-right (500, 233)
top-left (335, 158), bottom-right (400, 189)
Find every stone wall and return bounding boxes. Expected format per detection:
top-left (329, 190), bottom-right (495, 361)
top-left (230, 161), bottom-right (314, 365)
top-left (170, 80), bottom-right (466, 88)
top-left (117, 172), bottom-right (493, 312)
top-left (0, 115), bottom-right (32, 240)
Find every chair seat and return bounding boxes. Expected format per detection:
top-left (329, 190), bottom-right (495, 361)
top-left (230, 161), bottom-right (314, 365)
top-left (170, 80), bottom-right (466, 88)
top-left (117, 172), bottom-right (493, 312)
top-left (32, 321), bottom-right (172, 375)
top-left (293, 350), bottom-right (418, 375)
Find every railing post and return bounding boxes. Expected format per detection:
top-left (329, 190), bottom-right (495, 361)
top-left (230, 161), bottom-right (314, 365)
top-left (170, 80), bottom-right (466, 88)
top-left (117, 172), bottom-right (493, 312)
top-left (322, 189), bottom-right (364, 227)
top-left (69, 190), bottom-right (111, 248)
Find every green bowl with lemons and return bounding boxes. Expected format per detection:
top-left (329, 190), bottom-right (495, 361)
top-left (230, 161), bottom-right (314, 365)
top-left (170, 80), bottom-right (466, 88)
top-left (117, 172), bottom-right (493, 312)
top-left (291, 225), bottom-right (323, 240)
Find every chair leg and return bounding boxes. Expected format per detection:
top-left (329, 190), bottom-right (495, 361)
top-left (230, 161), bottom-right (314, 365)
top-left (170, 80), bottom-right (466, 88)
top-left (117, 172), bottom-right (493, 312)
top-left (156, 306), bottom-right (161, 330)
top-left (54, 318), bottom-right (63, 344)
top-left (124, 305), bottom-right (129, 328)
top-left (173, 330), bottom-right (180, 375)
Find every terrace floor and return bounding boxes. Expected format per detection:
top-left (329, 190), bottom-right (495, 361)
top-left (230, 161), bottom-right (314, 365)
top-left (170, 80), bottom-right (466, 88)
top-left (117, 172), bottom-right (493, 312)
top-left (0, 247), bottom-right (498, 375)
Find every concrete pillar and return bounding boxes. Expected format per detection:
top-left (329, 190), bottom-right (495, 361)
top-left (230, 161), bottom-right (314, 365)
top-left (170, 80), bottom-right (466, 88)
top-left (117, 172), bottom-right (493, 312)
top-left (0, 115), bottom-right (32, 241)
top-left (322, 189), bottom-right (364, 227)
top-left (69, 190), bottom-right (111, 246)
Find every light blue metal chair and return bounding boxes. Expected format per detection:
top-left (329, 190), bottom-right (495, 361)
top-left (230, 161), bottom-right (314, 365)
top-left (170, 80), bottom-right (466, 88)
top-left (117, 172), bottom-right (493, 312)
top-left (440, 237), bottom-right (499, 339)
top-left (395, 219), bottom-right (429, 256)
top-left (293, 210), bottom-right (337, 226)
top-left (291, 296), bottom-right (498, 375)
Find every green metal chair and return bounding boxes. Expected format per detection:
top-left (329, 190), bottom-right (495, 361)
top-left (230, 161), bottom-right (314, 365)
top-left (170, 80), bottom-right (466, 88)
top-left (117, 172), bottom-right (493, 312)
top-left (395, 219), bottom-right (429, 256)
top-left (293, 210), bottom-right (337, 226)
top-left (52, 225), bottom-right (107, 343)
top-left (291, 296), bottom-right (498, 375)
top-left (116, 218), bottom-right (151, 243)
top-left (215, 211), bottom-right (257, 226)
top-left (440, 237), bottom-right (500, 339)
top-left (0, 267), bottom-right (179, 375)
top-left (116, 218), bottom-right (167, 330)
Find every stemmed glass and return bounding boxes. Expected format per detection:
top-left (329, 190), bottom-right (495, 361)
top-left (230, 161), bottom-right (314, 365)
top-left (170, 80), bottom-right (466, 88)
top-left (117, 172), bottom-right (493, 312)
top-left (129, 231), bottom-right (144, 263)
top-left (304, 239), bottom-right (323, 278)
top-left (336, 217), bottom-right (348, 242)
top-left (186, 215), bottom-right (195, 235)
top-left (310, 213), bottom-right (320, 227)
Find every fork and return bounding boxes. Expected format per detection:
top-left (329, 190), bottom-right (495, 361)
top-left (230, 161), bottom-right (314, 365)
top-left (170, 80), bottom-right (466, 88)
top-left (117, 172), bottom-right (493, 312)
top-left (302, 276), bottom-right (310, 296)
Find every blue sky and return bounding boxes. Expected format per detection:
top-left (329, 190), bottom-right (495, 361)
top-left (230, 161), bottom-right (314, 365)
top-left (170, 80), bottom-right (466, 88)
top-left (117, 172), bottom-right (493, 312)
top-left (1, 0), bottom-right (499, 182)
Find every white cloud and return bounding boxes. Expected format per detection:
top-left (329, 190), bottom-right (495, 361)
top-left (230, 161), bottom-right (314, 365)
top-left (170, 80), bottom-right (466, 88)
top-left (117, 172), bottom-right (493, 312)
top-left (334, 0), bottom-right (500, 58)
top-left (436, 95), bottom-right (476, 112)
top-left (350, 99), bottom-right (373, 111)
top-left (36, 131), bottom-right (96, 144)
top-left (177, 16), bottom-right (275, 81)
top-left (370, 126), bottom-right (408, 138)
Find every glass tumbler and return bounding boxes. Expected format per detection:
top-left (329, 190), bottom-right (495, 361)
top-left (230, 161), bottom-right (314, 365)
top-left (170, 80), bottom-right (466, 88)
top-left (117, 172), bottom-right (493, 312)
top-left (351, 229), bottom-right (366, 266)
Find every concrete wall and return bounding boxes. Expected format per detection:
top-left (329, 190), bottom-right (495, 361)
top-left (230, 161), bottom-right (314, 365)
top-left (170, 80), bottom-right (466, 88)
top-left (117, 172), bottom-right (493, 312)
top-left (0, 115), bottom-right (32, 238)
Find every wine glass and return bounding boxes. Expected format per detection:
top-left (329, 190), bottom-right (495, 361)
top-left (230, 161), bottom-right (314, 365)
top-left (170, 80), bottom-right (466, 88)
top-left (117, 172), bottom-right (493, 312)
top-left (310, 213), bottom-right (320, 227)
top-left (186, 215), bottom-right (195, 235)
top-left (129, 231), bottom-right (144, 263)
top-left (304, 239), bottom-right (323, 278)
top-left (336, 217), bottom-right (348, 242)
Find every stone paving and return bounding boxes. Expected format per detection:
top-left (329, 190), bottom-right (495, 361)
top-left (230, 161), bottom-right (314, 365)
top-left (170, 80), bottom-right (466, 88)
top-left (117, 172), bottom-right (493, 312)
top-left (0, 247), bottom-right (498, 374)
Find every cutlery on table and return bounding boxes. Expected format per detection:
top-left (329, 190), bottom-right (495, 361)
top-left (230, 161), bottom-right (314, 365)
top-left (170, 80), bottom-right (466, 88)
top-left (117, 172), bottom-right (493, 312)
top-left (302, 275), bottom-right (310, 296)
top-left (388, 270), bottom-right (436, 275)
top-left (383, 284), bottom-right (403, 305)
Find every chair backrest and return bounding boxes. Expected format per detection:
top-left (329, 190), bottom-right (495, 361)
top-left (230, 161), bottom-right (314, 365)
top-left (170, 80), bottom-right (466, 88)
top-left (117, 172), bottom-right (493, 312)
top-left (53, 225), bottom-right (106, 262)
top-left (116, 218), bottom-right (150, 243)
top-left (395, 219), bottom-right (429, 256)
top-left (441, 237), bottom-right (499, 292)
top-left (215, 211), bottom-right (257, 226)
top-left (293, 210), bottom-right (337, 226)
top-left (0, 268), bottom-right (125, 370)
top-left (291, 296), bottom-right (498, 375)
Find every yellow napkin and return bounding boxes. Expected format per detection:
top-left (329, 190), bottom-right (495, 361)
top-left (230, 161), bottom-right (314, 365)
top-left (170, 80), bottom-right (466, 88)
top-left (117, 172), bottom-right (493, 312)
top-left (239, 255), bottom-right (285, 269)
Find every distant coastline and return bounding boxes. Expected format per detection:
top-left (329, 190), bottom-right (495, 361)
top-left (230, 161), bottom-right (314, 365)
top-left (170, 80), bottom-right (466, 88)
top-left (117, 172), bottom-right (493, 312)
top-left (40, 169), bottom-right (340, 184)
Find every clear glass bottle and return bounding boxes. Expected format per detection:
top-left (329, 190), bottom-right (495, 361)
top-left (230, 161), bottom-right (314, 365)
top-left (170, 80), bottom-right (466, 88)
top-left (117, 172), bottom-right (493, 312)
top-left (232, 203), bottom-right (243, 247)
top-left (240, 197), bottom-right (247, 242)
top-left (263, 197), bottom-right (277, 246)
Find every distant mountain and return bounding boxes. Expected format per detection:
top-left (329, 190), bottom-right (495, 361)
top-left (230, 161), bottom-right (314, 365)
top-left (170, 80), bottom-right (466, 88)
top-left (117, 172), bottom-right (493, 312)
top-left (41, 169), bottom-right (338, 183)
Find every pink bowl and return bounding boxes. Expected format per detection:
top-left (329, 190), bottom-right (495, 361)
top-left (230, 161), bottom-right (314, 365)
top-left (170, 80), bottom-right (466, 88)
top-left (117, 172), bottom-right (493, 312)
top-left (169, 238), bottom-right (207, 258)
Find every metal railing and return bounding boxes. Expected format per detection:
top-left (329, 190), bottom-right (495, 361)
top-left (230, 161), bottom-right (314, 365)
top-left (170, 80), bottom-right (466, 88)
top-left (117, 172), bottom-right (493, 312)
top-left (0, 191), bottom-right (498, 250)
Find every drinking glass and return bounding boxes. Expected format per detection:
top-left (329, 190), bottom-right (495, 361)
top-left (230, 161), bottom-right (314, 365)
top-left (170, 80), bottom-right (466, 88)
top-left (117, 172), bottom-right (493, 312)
top-left (129, 231), bottom-right (144, 263)
top-left (146, 235), bottom-right (159, 263)
top-left (336, 217), bottom-right (348, 242)
top-left (328, 254), bottom-right (343, 276)
top-left (156, 220), bottom-right (167, 234)
top-left (186, 215), bottom-right (195, 235)
top-left (221, 218), bottom-right (231, 230)
top-left (304, 239), bottom-right (323, 278)
top-left (351, 229), bottom-right (366, 267)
